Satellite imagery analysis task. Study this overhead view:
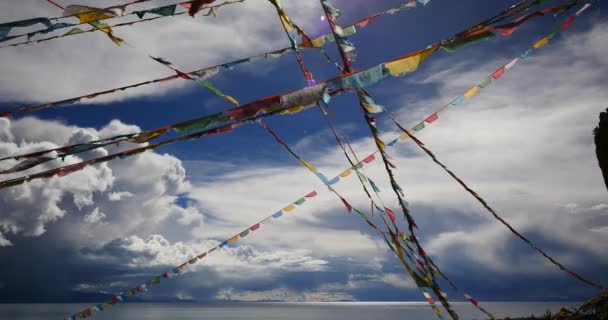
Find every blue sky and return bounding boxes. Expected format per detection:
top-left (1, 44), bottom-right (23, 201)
top-left (0, 0), bottom-right (607, 311)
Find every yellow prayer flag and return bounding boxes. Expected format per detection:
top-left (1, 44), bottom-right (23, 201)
top-left (107, 33), bottom-right (123, 46)
top-left (283, 204), bottom-right (296, 212)
top-left (300, 160), bottom-right (318, 172)
top-left (281, 106), bottom-right (306, 115)
top-left (129, 132), bottom-right (163, 144)
top-left (399, 132), bottom-right (410, 141)
top-left (375, 137), bottom-right (386, 151)
top-left (362, 102), bottom-right (383, 114)
top-left (339, 169), bottom-right (352, 178)
top-left (464, 86), bottom-right (480, 99)
top-left (63, 28), bottom-right (84, 36)
top-left (78, 12), bottom-right (113, 23)
top-left (226, 96), bottom-right (239, 106)
top-left (385, 48), bottom-right (434, 77)
top-left (228, 236), bottom-right (239, 243)
top-left (279, 13), bottom-right (293, 31)
top-left (221, 94), bottom-right (239, 106)
top-left (310, 36), bottom-right (326, 48)
top-left (533, 37), bottom-right (549, 49)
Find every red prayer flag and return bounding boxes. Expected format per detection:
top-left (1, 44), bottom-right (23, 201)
top-left (176, 70), bottom-right (195, 80)
top-left (385, 207), bottom-right (396, 222)
top-left (490, 67), bottom-right (505, 79)
top-left (249, 224), bottom-right (260, 231)
top-left (85, 309), bottom-right (93, 316)
top-left (341, 197), bottom-right (352, 213)
top-left (362, 155), bottom-right (375, 163)
top-left (57, 163), bottom-right (86, 177)
top-left (301, 35), bottom-right (314, 48)
top-left (305, 191), bottom-right (318, 198)
top-left (356, 16), bottom-right (377, 27)
top-left (188, 0), bottom-right (216, 17)
top-left (424, 113), bottom-right (439, 123)
top-left (494, 25), bottom-right (520, 36)
top-left (198, 252), bottom-right (207, 259)
top-left (161, 272), bottom-right (170, 278)
top-left (561, 16), bottom-right (575, 29)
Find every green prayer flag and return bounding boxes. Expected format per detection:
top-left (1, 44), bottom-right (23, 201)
top-left (355, 171), bottom-right (367, 182)
top-left (413, 273), bottom-right (430, 287)
top-left (413, 122), bottom-right (425, 131)
top-left (478, 77), bottom-right (492, 88)
top-left (354, 208), bottom-right (369, 220)
top-left (202, 81), bottom-right (223, 95)
top-left (294, 198), bottom-right (306, 205)
top-left (441, 31), bottom-right (496, 53)
top-left (173, 112), bottom-right (230, 136)
top-left (135, 5), bottom-right (177, 19)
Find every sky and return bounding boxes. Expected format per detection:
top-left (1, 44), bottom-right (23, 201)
top-left (0, 0), bottom-right (607, 307)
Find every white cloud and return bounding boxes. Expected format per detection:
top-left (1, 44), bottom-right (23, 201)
top-left (215, 287), bottom-right (355, 302)
top-left (84, 207), bottom-right (107, 224)
top-left (0, 117), bottom-right (201, 246)
top-left (108, 191), bottom-right (134, 201)
top-left (82, 233), bottom-right (330, 281)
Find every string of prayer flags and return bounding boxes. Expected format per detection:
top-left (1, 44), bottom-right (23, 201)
top-left (321, 1), bottom-right (458, 316)
top-left (0, 157), bottom-right (54, 175)
top-left (0, 0), bottom-right (245, 47)
top-left (0, 18), bottom-right (52, 38)
top-left (441, 0), bottom-right (582, 53)
top-left (492, 0), bottom-right (578, 36)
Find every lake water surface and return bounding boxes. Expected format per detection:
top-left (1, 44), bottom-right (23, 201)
top-left (0, 302), bottom-right (580, 320)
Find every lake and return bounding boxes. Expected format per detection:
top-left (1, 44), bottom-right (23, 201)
top-left (0, 302), bottom-right (579, 320)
